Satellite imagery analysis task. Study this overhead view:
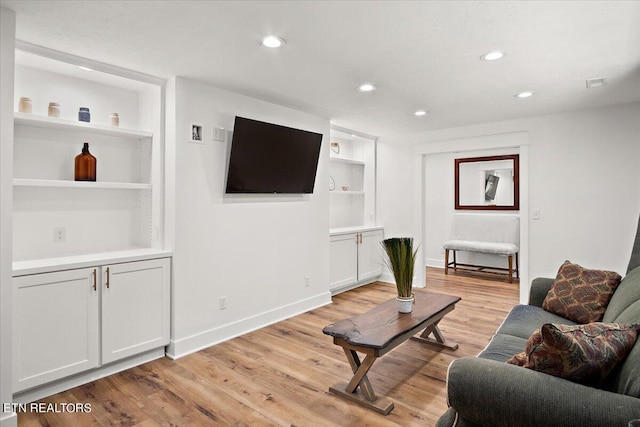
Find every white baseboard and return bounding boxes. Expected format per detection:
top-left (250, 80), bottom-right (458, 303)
top-left (166, 291), bottom-right (332, 360)
top-left (426, 257), bottom-right (444, 268)
top-left (330, 276), bottom-right (379, 296)
top-left (12, 348), bottom-right (165, 404)
top-left (378, 272), bottom-right (394, 284)
top-left (0, 413), bottom-right (17, 427)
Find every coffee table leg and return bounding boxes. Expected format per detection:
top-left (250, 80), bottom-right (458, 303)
top-left (329, 347), bottom-right (394, 415)
top-left (411, 324), bottom-right (459, 350)
top-left (343, 349), bottom-right (376, 399)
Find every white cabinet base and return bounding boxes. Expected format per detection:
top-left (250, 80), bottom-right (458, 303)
top-left (13, 348), bottom-right (165, 404)
top-left (330, 226), bottom-right (384, 295)
top-left (12, 256), bottom-right (170, 400)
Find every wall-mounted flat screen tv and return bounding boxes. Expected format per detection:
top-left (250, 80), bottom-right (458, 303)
top-left (225, 116), bottom-right (323, 194)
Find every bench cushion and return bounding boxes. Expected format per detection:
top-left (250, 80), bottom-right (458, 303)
top-left (444, 239), bottom-right (518, 255)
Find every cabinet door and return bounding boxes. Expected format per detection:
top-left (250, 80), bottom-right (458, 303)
top-left (329, 233), bottom-right (358, 290)
top-left (357, 230), bottom-right (384, 281)
top-left (101, 258), bottom-right (170, 364)
top-left (13, 268), bottom-right (99, 392)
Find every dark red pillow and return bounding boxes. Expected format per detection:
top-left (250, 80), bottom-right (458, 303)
top-left (542, 261), bottom-right (621, 323)
top-left (507, 322), bottom-right (640, 385)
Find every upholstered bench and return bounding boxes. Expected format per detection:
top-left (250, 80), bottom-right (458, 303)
top-left (443, 214), bottom-right (520, 283)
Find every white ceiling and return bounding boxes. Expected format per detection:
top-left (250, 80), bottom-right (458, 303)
top-left (2, 0), bottom-right (640, 138)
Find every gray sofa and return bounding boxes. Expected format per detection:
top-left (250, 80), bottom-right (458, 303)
top-left (436, 266), bottom-right (640, 427)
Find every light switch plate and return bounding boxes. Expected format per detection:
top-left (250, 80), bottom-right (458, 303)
top-left (212, 126), bottom-right (226, 142)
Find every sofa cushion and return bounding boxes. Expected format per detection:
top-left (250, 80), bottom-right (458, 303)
top-left (542, 261), bottom-right (621, 323)
top-left (507, 322), bottom-right (640, 386)
top-left (603, 266), bottom-right (640, 324)
top-left (496, 304), bottom-right (577, 340)
top-left (478, 333), bottom-right (528, 362)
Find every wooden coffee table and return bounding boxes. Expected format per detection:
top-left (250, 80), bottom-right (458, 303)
top-left (322, 290), bottom-right (461, 415)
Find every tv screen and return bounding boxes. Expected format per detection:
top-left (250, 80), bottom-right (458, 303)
top-left (225, 116), bottom-right (323, 194)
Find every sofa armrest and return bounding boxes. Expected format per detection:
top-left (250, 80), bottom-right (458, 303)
top-left (447, 357), bottom-right (640, 427)
top-left (528, 277), bottom-right (555, 307)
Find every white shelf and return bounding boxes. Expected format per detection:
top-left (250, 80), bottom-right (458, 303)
top-left (13, 178), bottom-right (151, 190)
top-left (12, 248), bottom-right (173, 277)
top-left (14, 112), bottom-right (152, 139)
top-left (329, 157), bottom-right (365, 166)
top-left (330, 190), bottom-right (365, 195)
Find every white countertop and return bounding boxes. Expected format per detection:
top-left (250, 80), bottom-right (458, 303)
top-left (329, 225), bottom-right (384, 236)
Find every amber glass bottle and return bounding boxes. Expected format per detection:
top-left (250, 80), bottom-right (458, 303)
top-left (74, 142), bottom-right (96, 181)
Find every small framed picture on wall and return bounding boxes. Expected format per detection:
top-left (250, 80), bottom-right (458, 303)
top-left (190, 123), bottom-right (204, 144)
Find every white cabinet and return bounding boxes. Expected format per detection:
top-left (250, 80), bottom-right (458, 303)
top-left (358, 230), bottom-right (384, 282)
top-left (330, 227), bottom-right (384, 294)
top-left (13, 268), bottom-right (99, 392)
top-left (13, 257), bottom-right (170, 392)
top-left (329, 233), bottom-right (358, 290)
top-left (101, 258), bottom-right (170, 364)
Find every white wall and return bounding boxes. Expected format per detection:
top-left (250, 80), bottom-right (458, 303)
top-left (375, 141), bottom-right (422, 285)
top-left (410, 103), bottom-right (640, 302)
top-left (0, 8), bottom-right (16, 427)
top-left (167, 77), bottom-right (331, 358)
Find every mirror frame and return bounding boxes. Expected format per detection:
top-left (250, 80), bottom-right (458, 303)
top-left (454, 154), bottom-right (520, 210)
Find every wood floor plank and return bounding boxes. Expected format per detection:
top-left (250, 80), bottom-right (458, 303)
top-left (18, 267), bottom-right (519, 426)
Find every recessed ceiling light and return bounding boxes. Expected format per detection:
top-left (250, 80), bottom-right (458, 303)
top-left (480, 51), bottom-right (505, 61)
top-left (262, 36), bottom-right (286, 48)
top-left (414, 110), bottom-right (427, 117)
top-left (357, 83), bottom-right (376, 92)
top-left (515, 91), bottom-right (534, 98)
top-left (78, 66), bottom-right (93, 71)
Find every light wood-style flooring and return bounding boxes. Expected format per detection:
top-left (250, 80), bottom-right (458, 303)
top-left (19, 268), bottom-right (519, 427)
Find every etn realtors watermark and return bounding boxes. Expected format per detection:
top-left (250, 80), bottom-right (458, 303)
top-left (3, 402), bottom-right (92, 413)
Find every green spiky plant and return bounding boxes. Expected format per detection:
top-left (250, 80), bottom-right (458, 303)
top-left (381, 237), bottom-right (419, 299)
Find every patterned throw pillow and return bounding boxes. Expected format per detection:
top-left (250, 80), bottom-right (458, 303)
top-left (507, 322), bottom-right (640, 385)
top-left (542, 261), bottom-right (621, 323)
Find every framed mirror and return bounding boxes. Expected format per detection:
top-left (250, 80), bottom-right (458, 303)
top-left (455, 154), bottom-right (519, 210)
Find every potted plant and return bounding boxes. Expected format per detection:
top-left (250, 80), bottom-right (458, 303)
top-left (381, 237), bottom-right (418, 313)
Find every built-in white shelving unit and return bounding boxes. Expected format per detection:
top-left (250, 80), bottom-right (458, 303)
top-left (328, 127), bottom-right (382, 294)
top-left (11, 44), bottom-right (170, 401)
top-left (329, 128), bottom-right (376, 229)
top-left (12, 47), bottom-right (164, 264)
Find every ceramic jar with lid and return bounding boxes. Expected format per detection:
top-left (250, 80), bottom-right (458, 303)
top-left (109, 113), bottom-right (119, 127)
top-left (48, 102), bottom-right (60, 118)
top-left (18, 97), bottom-right (32, 113)
top-left (78, 107), bottom-right (90, 123)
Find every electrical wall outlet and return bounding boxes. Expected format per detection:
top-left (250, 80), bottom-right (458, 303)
top-left (53, 227), bottom-right (66, 243)
top-left (305, 276), bottom-right (310, 287)
top-left (219, 296), bottom-right (227, 310)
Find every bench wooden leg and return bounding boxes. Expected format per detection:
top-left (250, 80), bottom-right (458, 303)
top-left (444, 249), bottom-right (449, 275)
top-left (508, 255), bottom-right (513, 284)
top-left (515, 253), bottom-right (519, 278)
top-left (452, 250), bottom-right (457, 272)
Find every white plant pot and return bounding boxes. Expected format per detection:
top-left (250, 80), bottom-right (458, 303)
top-left (396, 296), bottom-right (414, 313)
